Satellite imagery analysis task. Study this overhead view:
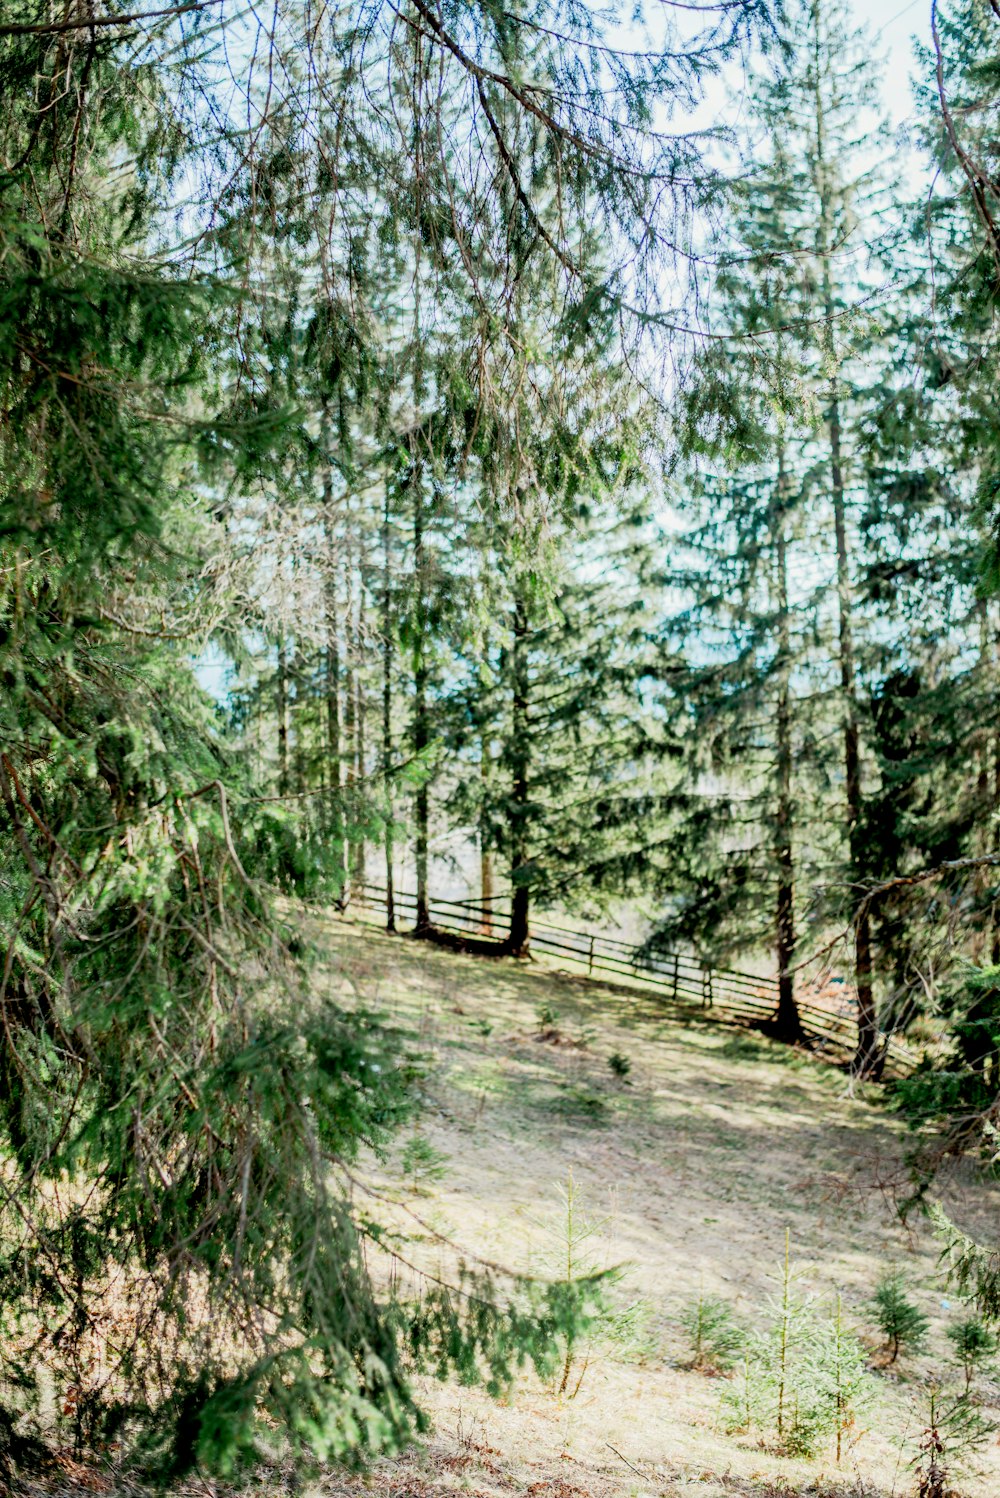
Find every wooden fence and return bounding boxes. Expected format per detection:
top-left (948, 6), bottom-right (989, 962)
top-left (349, 881), bottom-right (911, 1075)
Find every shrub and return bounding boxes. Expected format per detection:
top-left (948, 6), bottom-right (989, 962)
top-left (603, 1296), bottom-right (659, 1364)
top-left (521, 1170), bottom-right (620, 1398)
top-left (608, 1051), bottom-right (632, 1080)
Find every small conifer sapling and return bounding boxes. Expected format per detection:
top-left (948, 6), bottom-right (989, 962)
top-left (870, 1270), bottom-right (929, 1363)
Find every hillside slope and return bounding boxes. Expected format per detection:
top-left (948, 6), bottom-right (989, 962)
top-left (298, 911), bottom-right (1000, 1498)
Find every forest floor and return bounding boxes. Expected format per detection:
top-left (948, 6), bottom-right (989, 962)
top-left (30, 909), bottom-right (1000, 1498)
top-left (294, 912), bottom-right (1000, 1498)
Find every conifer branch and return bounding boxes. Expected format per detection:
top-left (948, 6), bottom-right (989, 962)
top-left (0, 1), bottom-right (220, 36)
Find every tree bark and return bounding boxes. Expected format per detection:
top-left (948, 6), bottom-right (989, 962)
top-left (323, 489), bottom-right (347, 904)
top-left (412, 464), bottom-right (430, 932)
top-left (992, 719), bottom-right (1000, 965)
top-left (507, 586), bottom-right (531, 956)
top-left (352, 586), bottom-right (367, 890)
top-left (277, 633), bottom-right (290, 799)
top-left (812, 0), bottom-right (876, 1072)
top-left (773, 447), bottom-right (804, 1043)
top-left (480, 731), bottom-right (493, 935)
top-left (343, 537), bottom-right (356, 911)
top-left (382, 485), bottom-right (396, 932)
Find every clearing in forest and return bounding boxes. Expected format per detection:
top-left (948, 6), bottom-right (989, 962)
top-left (305, 912), bottom-right (1000, 1498)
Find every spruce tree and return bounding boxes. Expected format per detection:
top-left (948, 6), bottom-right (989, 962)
top-left (443, 496), bottom-right (661, 951)
top-left (662, 0), bottom-right (908, 1062)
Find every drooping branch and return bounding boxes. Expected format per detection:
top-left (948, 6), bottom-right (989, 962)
top-left (0, 1), bottom-right (219, 37)
top-left (931, 0), bottom-right (1000, 277)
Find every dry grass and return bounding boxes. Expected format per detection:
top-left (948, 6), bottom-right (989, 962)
top-left (21, 911), bottom-right (1000, 1498)
top-left (309, 912), bottom-right (1000, 1498)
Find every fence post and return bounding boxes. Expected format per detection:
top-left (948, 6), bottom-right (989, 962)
top-left (703, 969), bottom-right (713, 1009)
top-left (588, 934), bottom-right (595, 975)
top-left (672, 953), bottom-right (679, 1001)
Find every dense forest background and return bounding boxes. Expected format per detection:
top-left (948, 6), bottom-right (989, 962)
top-left (2, 0), bottom-right (1000, 1486)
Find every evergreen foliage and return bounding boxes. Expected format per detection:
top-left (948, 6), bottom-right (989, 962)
top-left (913, 1385), bottom-right (995, 1498)
top-left (723, 1241), bottom-right (873, 1458)
top-left (896, 964), bottom-right (1000, 1156)
top-left (1, 0), bottom-right (729, 1478)
top-left (947, 1315), bottom-right (998, 1393)
top-left (869, 1271), bottom-right (930, 1363)
top-left (681, 1292), bottom-right (745, 1373)
top-left (4, 0), bottom-right (1000, 1480)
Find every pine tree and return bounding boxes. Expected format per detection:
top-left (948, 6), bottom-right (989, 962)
top-left (649, 74), bottom-right (842, 1039)
top-left (443, 497), bottom-right (661, 951)
top-left (661, 0), bottom-right (914, 1062)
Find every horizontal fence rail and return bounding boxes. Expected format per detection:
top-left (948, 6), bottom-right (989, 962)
top-left (346, 881), bottom-right (911, 1077)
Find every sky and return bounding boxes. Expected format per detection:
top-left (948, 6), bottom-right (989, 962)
top-left (865, 0), bottom-right (927, 126)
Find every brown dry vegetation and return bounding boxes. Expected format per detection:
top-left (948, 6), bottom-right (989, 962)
top-left (314, 914), bottom-right (1000, 1498)
top-left (23, 911), bottom-right (1000, 1498)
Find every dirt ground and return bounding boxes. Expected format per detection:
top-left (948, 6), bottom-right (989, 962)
top-left (306, 912), bottom-right (1000, 1498)
top-left (23, 911), bottom-right (1000, 1498)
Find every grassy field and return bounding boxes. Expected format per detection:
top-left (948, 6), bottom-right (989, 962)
top-left (267, 909), bottom-right (1000, 1498)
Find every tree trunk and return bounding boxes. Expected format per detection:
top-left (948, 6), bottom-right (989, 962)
top-left (323, 492), bottom-right (347, 905)
top-left (352, 592), bottom-right (367, 890)
top-left (480, 734), bottom-right (493, 935)
top-left (773, 450), bottom-right (804, 1044)
top-left (291, 643), bottom-right (306, 796)
top-left (412, 464), bottom-right (430, 932)
top-left (829, 414), bottom-right (876, 1067)
top-left (277, 634), bottom-right (290, 799)
top-left (812, 3), bottom-right (875, 1072)
top-left (507, 587), bottom-right (530, 956)
top-left (992, 719), bottom-right (1000, 965)
top-left (343, 555), bottom-right (356, 911)
top-left (382, 485), bottom-right (396, 933)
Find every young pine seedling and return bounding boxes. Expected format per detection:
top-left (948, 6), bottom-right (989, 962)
top-left (723, 1234), bottom-right (874, 1460)
top-left (537, 1002), bottom-right (559, 1030)
top-left (870, 1269), bottom-right (928, 1363)
top-left (914, 1385), bottom-right (995, 1498)
top-left (681, 1290), bottom-right (744, 1373)
top-left (400, 1135), bottom-right (449, 1189)
top-left (947, 1315), bottom-right (998, 1394)
top-left (523, 1169), bottom-right (619, 1399)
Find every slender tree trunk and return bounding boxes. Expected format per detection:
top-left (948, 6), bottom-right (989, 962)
top-left (829, 391), bottom-right (876, 1068)
top-left (993, 718), bottom-right (1000, 965)
top-left (343, 545), bottom-right (356, 910)
top-left (507, 587), bottom-right (530, 956)
top-left (973, 602), bottom-right (992, 961)
top-left (774, 447), bottom-right (804, 1043)
top-left (985, 603), bottom-right (1000, 966)
top-left (323, 494), bottom-right (346, 904)
top-left (412, 465), bottom-right (430, 931)
top-left (480, 738), bottom-right (494, 937)
top-left (812, 1), bottom-right (875, 1071)
top-left (352, 588), bottom-right (367, 891)
top-left (291, 644), bottom-right (306, 796)
top-left (277, 634), bottom-right (290, 799)
top-left (382, 486), bottom-right (396, 932)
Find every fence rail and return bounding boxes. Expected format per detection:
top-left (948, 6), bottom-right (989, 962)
top-left (346, 881), bottom-right (911, 1076)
